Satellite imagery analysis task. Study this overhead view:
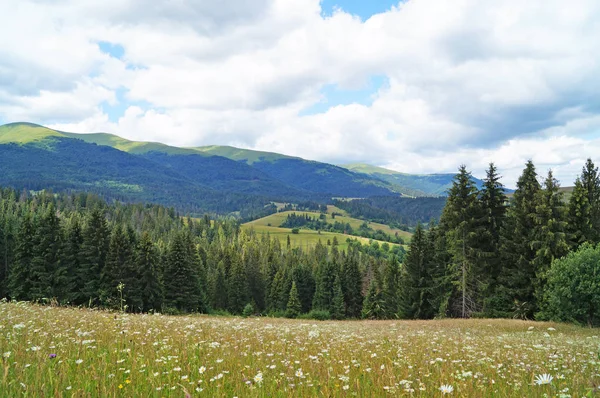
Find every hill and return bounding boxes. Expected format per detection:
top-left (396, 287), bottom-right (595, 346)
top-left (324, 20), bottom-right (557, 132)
top-left (342, 163), bottom-right (484, 196)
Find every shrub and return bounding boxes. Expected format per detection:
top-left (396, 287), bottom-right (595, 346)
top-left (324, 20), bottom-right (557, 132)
top-left (537, 243), bottom-right (600, 326)
top-left (242, 302), bottom-right (255, 318)
top-left (291, 228), bottom-right (300, 234)
top-left (298, 310), bottom-right (330, 321)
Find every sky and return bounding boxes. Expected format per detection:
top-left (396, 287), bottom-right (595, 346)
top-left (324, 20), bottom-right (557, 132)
top-left (1, 0), bottom-right (600, 187)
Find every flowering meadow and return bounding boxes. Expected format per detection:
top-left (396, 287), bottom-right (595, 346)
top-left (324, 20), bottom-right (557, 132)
top-left (0, 302), bottom-right (598, 397)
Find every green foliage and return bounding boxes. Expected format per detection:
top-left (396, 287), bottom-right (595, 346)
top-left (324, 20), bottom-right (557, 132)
top-left (330, 275), bottom-right (345, 320)
top-left (242, 302), bottom-right (255, 317)
top-left (285, 281), bottom-right (302, 318)
top-left (537, 243), bottom-right (600, 326)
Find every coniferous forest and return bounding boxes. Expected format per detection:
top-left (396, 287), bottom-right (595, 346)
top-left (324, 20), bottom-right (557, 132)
top-left (1, 159), bottom-right (600, 326)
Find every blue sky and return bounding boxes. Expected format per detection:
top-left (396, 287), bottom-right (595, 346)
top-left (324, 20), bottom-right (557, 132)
top-left (320, 0), bottom-right (399, 19)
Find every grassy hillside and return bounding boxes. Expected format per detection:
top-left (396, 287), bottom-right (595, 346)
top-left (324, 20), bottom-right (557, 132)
top-left (1, 302), bottom-right (596, 397)
top-left (342, 163), bottom-right (484, 196)
top-left (0, 122), bottom-right (64, 144)
top-left (194, 145), bottom-right (298, 164)
top-left (248, 210), bottom-right (412, 241)
top-left (241, 224), bottom-right (372, 251)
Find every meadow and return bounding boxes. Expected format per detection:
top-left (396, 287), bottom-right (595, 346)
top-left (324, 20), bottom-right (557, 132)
top-left (242, 205), bottom-right (411, 251)
top-left (1, 302), bottom-right (597, 397)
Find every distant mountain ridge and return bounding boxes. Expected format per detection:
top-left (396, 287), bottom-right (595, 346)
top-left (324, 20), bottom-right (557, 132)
top-left (0, 122), bottom-right (470, 215)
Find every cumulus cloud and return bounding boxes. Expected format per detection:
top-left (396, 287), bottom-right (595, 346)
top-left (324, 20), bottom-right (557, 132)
top-left (1, 0), bottom-right (600, 187)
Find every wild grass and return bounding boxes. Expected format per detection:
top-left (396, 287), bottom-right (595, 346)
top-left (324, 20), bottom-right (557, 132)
top-left (1, 301), bottom-right (597, 397)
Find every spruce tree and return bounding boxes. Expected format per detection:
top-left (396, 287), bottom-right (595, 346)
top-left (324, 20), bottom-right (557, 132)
top-left (382, 256), bottom-right (401, 318)
top-left (212, 260), bottom-right (228, 310)
top-left (532, 170), bottom-right (569, 309)
top-left (133, 232), bottom-right (163, 312)
top-left (8, 213), bottom-right (35, 300)
top-left (478, 163), bottom-right (507, 313)
top-left (227, 254), bottom-right (249, 314)
top-left (100, 225), bottom-right (133, 307)
top-left (163, 231), bottom-right (202, 313)
top-left (400, 223), bottom-right (434, 319)
top-left (497, 160), bottom-right (541, 318)
top-left (567, 178), bottom-right (591, 248)
top-left (78, 207), bottom-right (110, 306)
top-left (362, 279), bottom-right (385, 319)
top-left (330, 274), bottom-right (345, 320)
top-left (581, 158), bottom-right (600, 242)
top-left (61, 215), bottom-right (84, 304)
top-left (29, 204), bottom-right (62, 302)
top-left (342, 247), bottom-right (363, 318)
top-left (439, 165), bottom-right (483, 317)
top-left (285, 281), bottom-right (302, 318)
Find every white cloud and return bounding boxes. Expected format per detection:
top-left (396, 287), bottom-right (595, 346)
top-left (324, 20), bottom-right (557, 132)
top-left (1, 0), bottom-right (600, 187)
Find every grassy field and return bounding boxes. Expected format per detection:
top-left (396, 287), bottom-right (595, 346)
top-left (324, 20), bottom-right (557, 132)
top-left (241, 224), bottom-right (373, 251)
top-left (246, 207), bottom-right (412, 242)
top-left (1, 302), bottom-right (597, 397)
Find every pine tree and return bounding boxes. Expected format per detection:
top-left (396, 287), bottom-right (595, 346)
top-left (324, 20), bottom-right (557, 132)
top-left (61, 215), bottom-right (84, 304)
top-left (312, 260), bottom-right (336, 311)
top-left (285, 281), bottom-right (302, 318)
top-left (581, 158), bottom-right (600, 243)
top-left (133, 232), bottom-right (163, 312)
top-left (362, 279), bottom-right (385, 319)
top-left (212, 260), bottom-right (228, 310)
top-left (77, 207), bottom-right (110, 306)
top-left (532, 170), bottom-right (569, 310)
top-left (497, 160), bottom-right (541, 318)
top-left (8, 213), bottom-right (35, 300)
top-left (440, 165), bottom-right (483, 317)
top-left (163, 231), bottom-right (202, 313)
top-left (479, 163), bottom-right (507, 314)
top-left (29, 204), bottom-right (62, 302)
top-left (400, 223), bottom-right (434, 319)
top-left (100, 225), bottom-right (133, 307)
top-left (567, 178), bottom-right (591, 248)
top-left (330, 274), bottom-right (345, 320)
top-left (342, 247), bottom-right (363, 318)
top-left (382, 256), bottom-right (401, 318)
top-left (227, 253), bottom-right (248, 314)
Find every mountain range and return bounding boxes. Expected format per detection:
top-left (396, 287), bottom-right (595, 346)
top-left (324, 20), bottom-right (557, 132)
top-left (0, 122), bottom-right (477, 215)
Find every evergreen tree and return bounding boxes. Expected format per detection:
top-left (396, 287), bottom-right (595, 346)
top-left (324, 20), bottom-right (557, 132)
top-left (312, 260), bottom-right (336, 311)
top-left (330, 274), bottom-right (345, 320)
top-left (567, 178), bottom-right (591, 248)
top-left (532, 170), bottom-right (569, 308)
top-left (478, 163), bottom-right (507, 313)
top-left (291, 263), bottom-right (315, 313)
top-left (8, 213), bottom-right (35, 300)
top-left (163, 231), bottom-right (202, 313)
top-left (285, 281), bottom-right (302, 318)
top-left (227, 254), bottom-right (248, 314)
top-left (497, 160), bottom-right (541, 318)
top-left (581, 158), bottom-right (600, 242)
top-left (440, 165), bottom-right (483, 317)
top-left (382, 256), bottom-right (400, 318)
top-left (362, 279), bottom-right (385, 319)
top-left (212, 260), bottom-right (228, 310)
top-left (342, 247), bottom-right (363, 318)
top-left (100, 225), bottom-right (133, 307)
top-left (77, 208), bottom-right (110, 306)
top-left (400, 223), bottom-right (434, 319)
top-left (133, 232), bottom-right (163, 312)
top-left (61, 215), bottom-right (84, 304)
top-left (29, 204), bottom-right (62, 302)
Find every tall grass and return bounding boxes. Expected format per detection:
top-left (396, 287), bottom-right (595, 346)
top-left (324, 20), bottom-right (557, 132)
top-left (0, 302), bottom-right (596, 397)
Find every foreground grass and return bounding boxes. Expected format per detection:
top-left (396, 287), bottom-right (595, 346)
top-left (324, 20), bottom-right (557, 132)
top-left (0, 302), bottom-right (597, 397)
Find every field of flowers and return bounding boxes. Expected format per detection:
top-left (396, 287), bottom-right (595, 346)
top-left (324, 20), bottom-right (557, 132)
top-left (0, 302), bottom-right (598, 397)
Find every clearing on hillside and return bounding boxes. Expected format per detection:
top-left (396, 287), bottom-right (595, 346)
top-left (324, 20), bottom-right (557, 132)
top-left (0, 302), bottom-right (596, 397)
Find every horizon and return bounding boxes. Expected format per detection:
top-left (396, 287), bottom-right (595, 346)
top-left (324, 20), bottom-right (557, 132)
top-left (1, 0), bottom-right (599, 187)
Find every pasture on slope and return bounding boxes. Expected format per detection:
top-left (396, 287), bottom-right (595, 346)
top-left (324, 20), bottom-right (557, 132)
top-left (0, 302), bottom-right (596, 397)
top-left (244, 206), bottom-right (412, 251)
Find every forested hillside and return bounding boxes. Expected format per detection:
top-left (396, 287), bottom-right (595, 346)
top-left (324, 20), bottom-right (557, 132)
top-left (0, 188), bottom-right (399, 319)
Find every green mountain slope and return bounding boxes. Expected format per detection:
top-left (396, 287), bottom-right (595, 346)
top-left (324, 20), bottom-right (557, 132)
top-left (194, 145), bottom-right (298, 164)
top-left (342, 163), bottom-right (484, 196)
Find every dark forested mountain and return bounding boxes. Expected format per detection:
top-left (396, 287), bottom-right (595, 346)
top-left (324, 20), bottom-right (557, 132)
top-left (0, 122), bottom-right (475, 219)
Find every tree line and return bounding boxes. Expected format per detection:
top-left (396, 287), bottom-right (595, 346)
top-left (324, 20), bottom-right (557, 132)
top-left (0, 189), bottom-right (404, 319)
top-left (399, 159), bottom-right (600, 324)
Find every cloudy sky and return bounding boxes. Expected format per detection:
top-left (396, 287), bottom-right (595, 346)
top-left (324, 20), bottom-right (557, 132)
top-left (1, 0), bottom-right (600, 187)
